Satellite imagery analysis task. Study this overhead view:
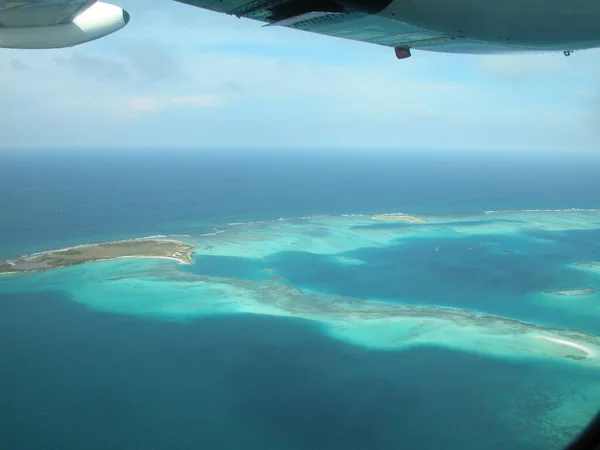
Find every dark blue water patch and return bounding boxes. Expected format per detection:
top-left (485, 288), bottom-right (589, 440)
top-left (265, 232), bottom-right (599, 331)
top-left (264, 251), bottom-right (351, 289)
top-left (520, 228), bottom-right (600, 263)
top-left (182, 255), bottom-right (270, 280)
top-left (268, 237), bottom-right (556, 301)
top-left (1, 290), bottom-right (596, 450)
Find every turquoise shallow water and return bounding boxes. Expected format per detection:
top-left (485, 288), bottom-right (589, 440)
top-left (1, 150), bottom-right (600, 450)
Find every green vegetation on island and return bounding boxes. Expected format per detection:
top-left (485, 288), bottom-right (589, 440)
top-left (0, 239), bottom-right (195, 274)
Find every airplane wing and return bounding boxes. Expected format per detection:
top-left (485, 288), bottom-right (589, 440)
top-left (2, 0), bottom-right (594, 55)
top-left (174, 0), bottom-right (460, 58)
top-left (0, 0), bottom-right (129, 48)
top-left (0, 0), bottom-right (98, 27)
top-left (173, 0), bottom-right (600, 57)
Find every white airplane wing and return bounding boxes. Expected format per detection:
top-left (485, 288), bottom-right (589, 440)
top-left (2, 0), bottom-right (597, 56)
top-left (0, 0), bottom-right (129, 48)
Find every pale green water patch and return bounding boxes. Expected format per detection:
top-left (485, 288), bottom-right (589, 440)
top-left (181, 211), bottom-right (600, 263)
top-left (3, 257), bottom-right (600, 369)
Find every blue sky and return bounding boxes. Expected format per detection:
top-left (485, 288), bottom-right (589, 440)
top-left (1, 0), bottom-right (600, 152)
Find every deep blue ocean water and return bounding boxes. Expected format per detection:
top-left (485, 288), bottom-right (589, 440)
top-left (1, 148), bottom-right (600, 450)
top-left (2, 149), bottom-right (600, 258)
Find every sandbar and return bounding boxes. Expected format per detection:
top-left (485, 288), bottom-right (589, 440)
top-left (544, 287), bottom-right (596, 297)
top-left (371, 214), bottom-right (427, 223)
top-left (575, 262), bottom-right (600, 270)
top-left (51, 262), bottom-right (598, 368)
top-left (534, 335), bottom-right (596, 358)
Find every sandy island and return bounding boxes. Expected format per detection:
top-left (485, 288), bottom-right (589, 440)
top-left (575, 262), bottom-right (600, 270)
top-left (0, 238), bottom-right (195, 274)
top-left (544, 287), bottom-right (596, 297)
top-left (371, 214), bottom-right (427, 223)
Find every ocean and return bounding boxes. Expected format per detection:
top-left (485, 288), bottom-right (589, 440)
top-left (1, 148), bottom-right (599, 450)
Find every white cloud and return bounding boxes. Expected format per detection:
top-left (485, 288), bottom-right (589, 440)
top-left (125, 96), bottom-right (161, 114)
top-left (124, 94), bottom-right (226, 115)
top-left (1, 0), bottom-right (600, 152)
top-left (169, 95), bottom-right (224, 107)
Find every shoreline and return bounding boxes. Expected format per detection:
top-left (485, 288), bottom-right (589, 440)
top-left (534, 335), bottom-right (596, 357)
top-left (0, 255), bottom-right (191, 276)
top-left (77, 254), bottom-right (193, 265)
